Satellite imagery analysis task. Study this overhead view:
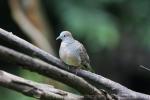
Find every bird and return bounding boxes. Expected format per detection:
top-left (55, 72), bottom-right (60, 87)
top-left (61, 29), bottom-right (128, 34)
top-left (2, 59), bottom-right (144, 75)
top-left (56, 31), bottom-right (93, 71)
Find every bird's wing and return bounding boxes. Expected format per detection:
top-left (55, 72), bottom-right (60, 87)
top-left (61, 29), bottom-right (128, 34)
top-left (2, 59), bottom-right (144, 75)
top-left (75, 41), bottom-right (90, 67)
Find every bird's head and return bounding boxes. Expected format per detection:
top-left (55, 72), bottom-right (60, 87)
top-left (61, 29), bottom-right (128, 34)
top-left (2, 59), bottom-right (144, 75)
top-left (56, 31), bottom-right (73, 41)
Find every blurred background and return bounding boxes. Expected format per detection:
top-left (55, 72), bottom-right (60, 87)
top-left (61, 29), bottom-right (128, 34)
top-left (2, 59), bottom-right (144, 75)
top-left (0, 0), bottom-right (150, 100)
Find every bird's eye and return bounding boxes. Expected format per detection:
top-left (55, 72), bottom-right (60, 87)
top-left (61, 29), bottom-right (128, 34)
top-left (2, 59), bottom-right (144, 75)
top-left (64, 35), bottom-right (66, 37)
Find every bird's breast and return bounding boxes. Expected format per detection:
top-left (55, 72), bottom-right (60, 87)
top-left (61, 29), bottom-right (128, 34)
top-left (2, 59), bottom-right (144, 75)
top-left (59, 42), bottom-right (81, 66)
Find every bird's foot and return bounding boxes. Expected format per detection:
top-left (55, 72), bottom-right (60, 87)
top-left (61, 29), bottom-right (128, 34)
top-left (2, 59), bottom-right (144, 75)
top-left (69, 66), bottom-right (80, 75)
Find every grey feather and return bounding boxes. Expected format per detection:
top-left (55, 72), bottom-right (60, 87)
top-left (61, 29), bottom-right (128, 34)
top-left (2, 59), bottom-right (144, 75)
top-left (57, 31), bottom-right (93, 71)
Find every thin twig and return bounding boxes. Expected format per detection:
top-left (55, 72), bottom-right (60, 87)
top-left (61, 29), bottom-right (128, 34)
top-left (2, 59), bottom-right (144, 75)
top-left (139, 65), bottom-right (150, 72)
top-left (0, 70), bottom-right (83, 100)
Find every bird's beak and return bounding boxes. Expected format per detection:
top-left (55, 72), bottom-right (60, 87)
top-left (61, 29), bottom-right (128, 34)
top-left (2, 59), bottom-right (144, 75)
top-left (56, 36), bottom-right (60, 40)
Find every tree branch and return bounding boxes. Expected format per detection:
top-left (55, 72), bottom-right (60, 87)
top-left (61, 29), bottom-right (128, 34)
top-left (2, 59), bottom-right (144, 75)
top-left (0, 45), bottom-right (110, 99)
top-left (76, 70), bottom-right (150, 100)
top-left (0, 70), bottom-right (84, 100)
top-left (0, 28), bottom-right (149, 99)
